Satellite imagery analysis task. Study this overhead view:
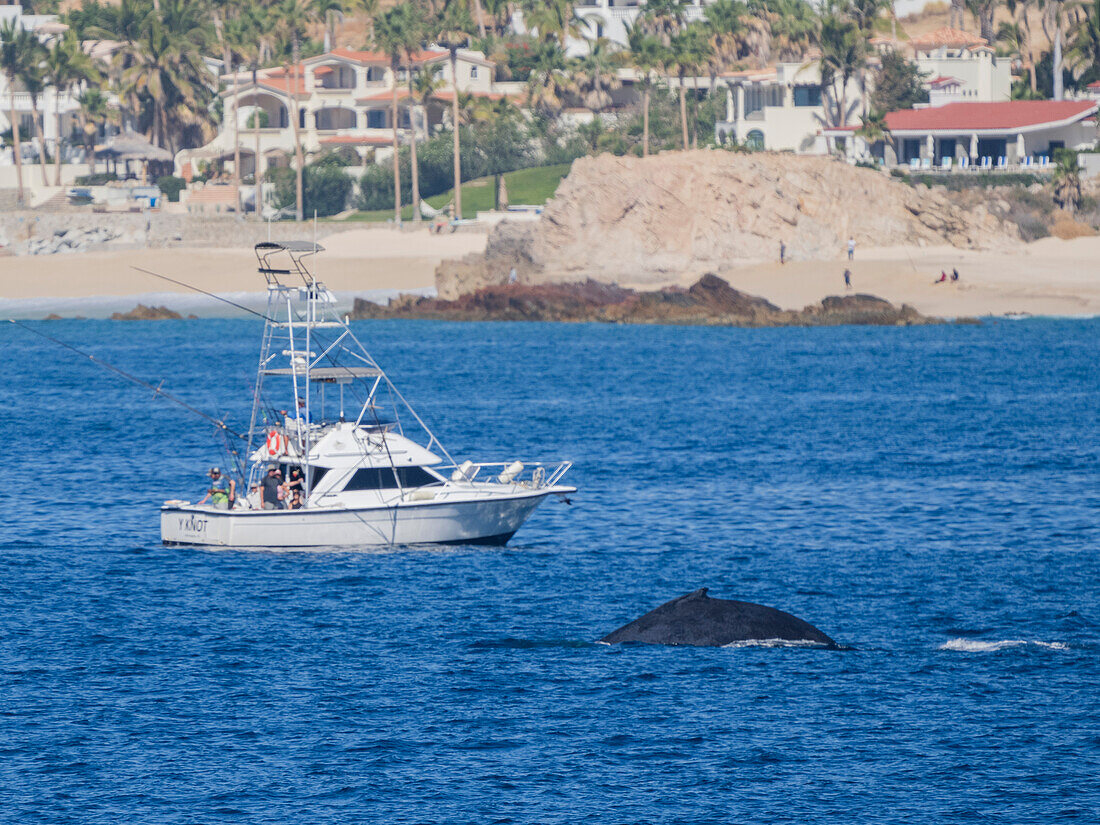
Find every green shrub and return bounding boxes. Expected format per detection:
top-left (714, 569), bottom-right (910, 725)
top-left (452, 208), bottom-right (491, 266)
top-left (270, 164), bottom-right (353, 216)
top-left (247, 109), bottom-right (269, 129)
top-left (156, 175), bottom-right (186, 202)
top-left (74, 171), bottom-right (118, 185)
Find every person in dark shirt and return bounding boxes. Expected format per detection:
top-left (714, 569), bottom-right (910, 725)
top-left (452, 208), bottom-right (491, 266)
top-left (260, 465), bottom-right (284, 510)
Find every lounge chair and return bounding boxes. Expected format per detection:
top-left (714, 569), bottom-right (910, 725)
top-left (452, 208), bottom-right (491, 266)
top-left (980, 156), bottom-right (992, 169)
top-left (909, 157), bottom-right (921, 170)
top-left (941, 157), bottom-right (953, 171)
top-left (959, 156), bottom-right (970, 170)
top-left (921, 157), bottom-right (932, 170)
top-left (996, 156), bottom-right (1007, 169)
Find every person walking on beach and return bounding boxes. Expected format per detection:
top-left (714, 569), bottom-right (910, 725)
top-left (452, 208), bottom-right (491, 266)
top-left (843, 269), bottom-right (852, 289)
top-left (780, 241), bottom-right (786, 265)
top-left (847, 237), bottom-right (855, 261)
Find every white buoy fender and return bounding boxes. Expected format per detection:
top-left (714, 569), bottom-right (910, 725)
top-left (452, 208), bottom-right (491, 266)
top-left (451, 460), bottom-right (474, 482)
top-left (498, 460), bottom-right (524, 484)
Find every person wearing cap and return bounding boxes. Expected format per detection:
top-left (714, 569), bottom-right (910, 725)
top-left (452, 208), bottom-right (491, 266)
top-left (198, 467), bottom-right (235, 510)
top-left (260, 464), bottom-right (284, 510)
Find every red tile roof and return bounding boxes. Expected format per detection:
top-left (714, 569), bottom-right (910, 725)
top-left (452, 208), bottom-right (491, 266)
top-left (883, 101), bottom-right (1098, 133)
top-left (319, 135), bottom-right (394, 145)
top-left (1089, 80), bottom-right (1100, 90)
top-left (911, 27), bottom-right (987, 50)
top-left (328, 46), bottom-right (448, 65)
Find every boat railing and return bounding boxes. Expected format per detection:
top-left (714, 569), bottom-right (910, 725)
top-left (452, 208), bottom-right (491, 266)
top-left (437, 460), bottom-right (573, 489)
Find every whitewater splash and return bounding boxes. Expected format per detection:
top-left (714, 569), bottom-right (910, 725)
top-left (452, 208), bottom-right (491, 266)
top-left (940, 638), bottom-right (1069, 653)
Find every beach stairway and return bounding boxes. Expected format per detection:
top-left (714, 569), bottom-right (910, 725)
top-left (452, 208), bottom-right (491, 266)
top-left (33, 190), bottom-right (73, 212)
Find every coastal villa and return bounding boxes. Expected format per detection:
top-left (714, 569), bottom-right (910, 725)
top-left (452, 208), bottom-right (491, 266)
top-left (177, 46), bottom-right (503, 187)
top-left (823, 100), bottom-right (1100, 168)
top-left (713, 28), bottom-right (1015, 155)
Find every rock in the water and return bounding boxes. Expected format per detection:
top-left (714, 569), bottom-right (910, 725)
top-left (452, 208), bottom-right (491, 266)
top-left (600, 588), bottom-right (837, 648)
top-left (350, 274), bottom-right (937, 327)
top-left (110, 304), bottom-right (183, 321)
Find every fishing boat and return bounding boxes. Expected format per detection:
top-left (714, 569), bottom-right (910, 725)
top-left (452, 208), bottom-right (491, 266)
top-left (160, 241), bottom-right (575, 547)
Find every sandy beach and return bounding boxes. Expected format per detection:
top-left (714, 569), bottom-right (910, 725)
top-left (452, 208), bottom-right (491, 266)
top-left (0, 228), bottom-right (486, 316)
top-left (3, 226), bottom-right (1099, 319)
top-left (696, 236), bottom-right (1100, 319)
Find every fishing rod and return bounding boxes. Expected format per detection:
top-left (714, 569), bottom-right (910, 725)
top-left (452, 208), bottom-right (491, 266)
top-left (7, 319), bottom-right (247, 441)
top-left (129, 265), bottom-right (274, 321)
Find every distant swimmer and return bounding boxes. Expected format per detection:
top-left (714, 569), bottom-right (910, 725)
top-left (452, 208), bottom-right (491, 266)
top-left (844, 268), bottom-right (852, 289)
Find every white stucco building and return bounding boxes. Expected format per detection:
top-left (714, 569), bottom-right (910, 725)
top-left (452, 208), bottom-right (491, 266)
top-left (179, 46), bottom-right (503, 181)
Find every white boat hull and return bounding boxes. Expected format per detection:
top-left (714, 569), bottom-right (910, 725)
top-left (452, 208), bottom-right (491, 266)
top-left (161, 489), bottom-right (566, 548)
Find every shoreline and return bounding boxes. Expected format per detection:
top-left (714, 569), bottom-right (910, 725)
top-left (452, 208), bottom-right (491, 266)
top-left (3, 230), bottom-right (1099, 321)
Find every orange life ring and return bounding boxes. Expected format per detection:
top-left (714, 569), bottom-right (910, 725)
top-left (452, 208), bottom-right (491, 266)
top-left (266, 430), bottom-right (284, 456)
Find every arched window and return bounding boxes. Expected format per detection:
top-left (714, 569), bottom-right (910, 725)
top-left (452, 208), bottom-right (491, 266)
top-left (746, 130), bottom-right (765, 151)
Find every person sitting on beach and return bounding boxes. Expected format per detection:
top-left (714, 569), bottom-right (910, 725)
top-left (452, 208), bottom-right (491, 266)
top-left (951, 268), bottom-right (960, 282)
top-left (935, 271), bottom-right (948, 283)
top-left (198, 467), bottom-right (235, 510)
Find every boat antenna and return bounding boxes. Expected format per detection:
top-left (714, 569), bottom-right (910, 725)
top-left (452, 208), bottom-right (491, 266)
top-left (7, 319), bottom-right (247, 441)
top-left (129, 266), bottom-right (274, 321)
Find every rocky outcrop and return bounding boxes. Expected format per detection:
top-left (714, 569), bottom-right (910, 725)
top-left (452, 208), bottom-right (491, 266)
top-left (352, 274), bottom-right (938, 327)
top-left (436, 151), bottom-right (1020, 299)
top-left (110, 304), bottom-right (188, 321)
top-left (26, 226), bottom-right (121, 255)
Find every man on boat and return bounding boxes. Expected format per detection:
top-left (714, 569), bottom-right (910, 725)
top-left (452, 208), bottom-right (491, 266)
top-left (260, 465), bottom-right (284, 510)
top-left (198, 467), bottom-right (235, 510)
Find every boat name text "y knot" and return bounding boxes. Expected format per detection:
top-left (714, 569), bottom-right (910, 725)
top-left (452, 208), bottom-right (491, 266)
top-left (179, 515), bottom-right (208, 533)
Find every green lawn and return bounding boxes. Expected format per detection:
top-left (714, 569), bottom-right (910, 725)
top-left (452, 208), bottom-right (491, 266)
top-left (338, 163), bottom-right (572, 222)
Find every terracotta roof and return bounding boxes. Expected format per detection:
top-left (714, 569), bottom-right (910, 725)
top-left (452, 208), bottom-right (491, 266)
top-left (928, 75), bottom-right (962, 87)
top-left (883, 101), bottom-right (1098, 133)
top-left (911, 27), bottom-right (987, 50)
top-left (1089, 81), bottom-right (1100, 90)
top-left (319, 135), bottom-right (394, 145)
top-left (326, 47), bottom-right (448, 65)
top-left (356, 90), bottom-right (413, 103)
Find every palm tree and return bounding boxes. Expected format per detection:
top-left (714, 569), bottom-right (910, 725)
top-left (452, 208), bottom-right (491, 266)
top-left (237, 2), bottom-right (275, 219)
top-left (413, 65), bottom-right (445, 214)
top-left (375, 2), bottom-right (423, 223)
top-left (77, 87), bottom-right (116, 175)
top-left (1039, 0), bottom-right (1071, 99)
top-left (215, 8), bottom-right (254, 214)
top-left (626, 26), bottom-right (667, 157)
top-left (573, 37), bottom-right (622, 114)
top-left (704, 0), bottom-right (750, 69)
top-left (1067, 0), bottom-right (1100, 83)
top-left (759, 0), bottom-right (817, 63)
top-left (271, 0), bottom-right (324, 221)
top-left (816, 10), bottom-right (865, 128)
top-left (119, 15), bottom-right (213, 153)
top-left (431, 0), bottom-right (477, 220)
top-left (47, 31), bottom-right (101, 186)
top-left (998, 6), bottom-right (1038, 95)
top-left (1053, 151), bottom-right (1082, 211)
top-left (20, 43), bottom-right (51, 185)
top-left (523, 0), bottom-right (583, 48)
top-left (524, 38), bottom-right (574, 118)
top-left (0, 19), bottom-right (35, 204)
top-left (669, 26), bottom-right (709, 149)
top-left (642, 0), bottom-right (688, 42)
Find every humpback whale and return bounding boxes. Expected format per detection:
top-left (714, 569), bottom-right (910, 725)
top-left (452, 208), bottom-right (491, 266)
top-left (600, 588), bottom-right (837, 648)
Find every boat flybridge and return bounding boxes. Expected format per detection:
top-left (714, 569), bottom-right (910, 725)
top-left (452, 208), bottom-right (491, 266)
top-left (160, 241), bottom-right (575, 547)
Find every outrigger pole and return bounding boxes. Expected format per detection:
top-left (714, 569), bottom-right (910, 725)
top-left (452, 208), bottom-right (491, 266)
top-left (129, 266), bottom-right (273, 321)
top-left (7, 319), bottom-right (246, 440)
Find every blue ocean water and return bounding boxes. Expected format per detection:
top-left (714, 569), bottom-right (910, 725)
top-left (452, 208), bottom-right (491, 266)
top-left (4, 317), bottom-right (1100, 823)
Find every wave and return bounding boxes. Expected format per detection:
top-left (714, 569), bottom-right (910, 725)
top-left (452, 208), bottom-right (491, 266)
top-left (721, 638), bottom-right (835, 649)
top-left (939, 638), bottom-right (1069, 652)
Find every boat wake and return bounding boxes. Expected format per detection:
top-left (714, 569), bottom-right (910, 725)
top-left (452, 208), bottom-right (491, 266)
top-left (939, 638), bottom-right (1068, 652)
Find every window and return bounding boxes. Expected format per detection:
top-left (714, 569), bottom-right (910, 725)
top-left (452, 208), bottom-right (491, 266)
top-left (470, 65), bottom-right (478, 79)
top-left (745, 129), bottom-right (765, 150)
top-left (793, 86), bottom-right (822, 107)
top-left (367, 109), bottom-right (386, 129)
top-left (342, 466), bottom-right (439, 491)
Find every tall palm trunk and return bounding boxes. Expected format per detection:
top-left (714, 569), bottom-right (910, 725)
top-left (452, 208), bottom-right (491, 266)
top-left (391, 61), bottom-right (402, 223)
top-left (30, 96), bottom-right (48, 185)
top-left (451, 49), bottom-right (462, 220)
top-left (1053, 24), bottom-right (1064, 100)
top-left (690, 74), bottom-right (698, 149)
top-left (53, 87), bottom-right (63, 186)
top-left (253, 65), bottom-right (262, 219)
top-left (642, 83), bottom-right (650, 157)
top-left (290, 35), bottom-right (304, 222)
top-left (677, 73), bottom-right (688, 150)
top-left (232, 58), bottom-right (242, 215)
top-left (8, 85), bottom-right (24, 205)
top-left (408, 70), bottom-right (421, 221)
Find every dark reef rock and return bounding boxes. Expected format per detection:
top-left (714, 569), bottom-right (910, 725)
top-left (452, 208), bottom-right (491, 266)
top-left (601, 588), bottom-right (837, 648)
top-left (351, 274), bottom-right (938, 328)
top-left (110, 304), bottom-right (184, 321)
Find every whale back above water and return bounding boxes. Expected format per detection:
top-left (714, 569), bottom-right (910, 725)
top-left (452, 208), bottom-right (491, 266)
top-left (600, 588), bottom-right (837, 648)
